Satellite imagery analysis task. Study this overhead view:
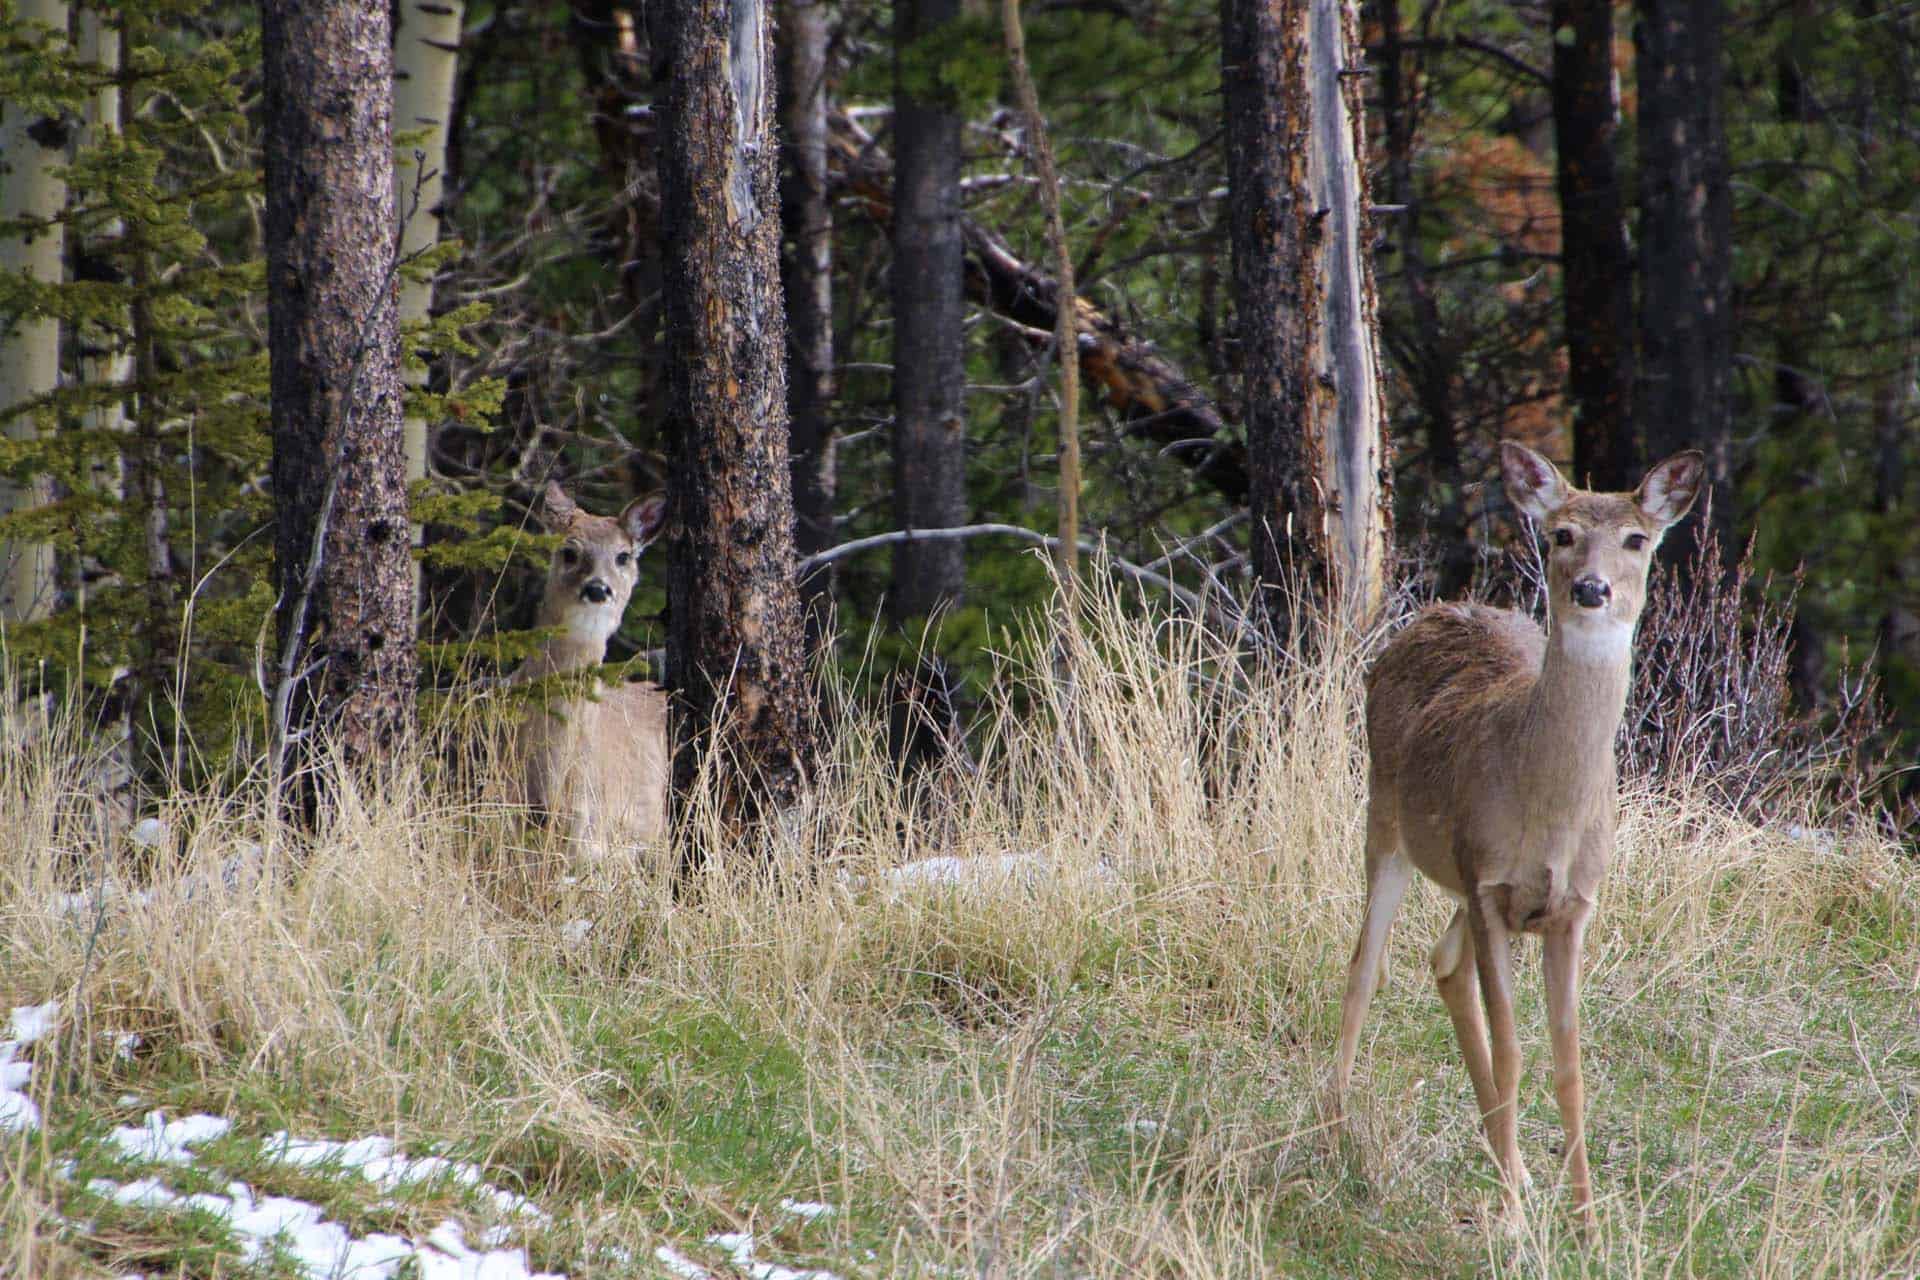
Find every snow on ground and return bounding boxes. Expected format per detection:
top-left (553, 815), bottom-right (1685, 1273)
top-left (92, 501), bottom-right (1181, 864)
top-left (1, 999), bottom-right (59, 1132)
top-left (875, 849), bottom-right (1119, 894)
top-left (5, 1002), bottom-right (844, 1280)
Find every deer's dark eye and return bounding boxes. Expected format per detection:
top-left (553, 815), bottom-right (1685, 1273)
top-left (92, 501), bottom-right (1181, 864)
top-left (615, 551), bottom-right (632, 568)
top-left (561, 545), bottom-right (580, 566)
top-left (1552, 528), bottom-right (1575, 548)
top-left (1624, 532), bottom-right (1649, 552)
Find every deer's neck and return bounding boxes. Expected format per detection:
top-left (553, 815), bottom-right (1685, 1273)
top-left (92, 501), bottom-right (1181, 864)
top-left (514, 602), bottom-right (611, 683)
top-left (1513, 615), bottom-right (1634, 806)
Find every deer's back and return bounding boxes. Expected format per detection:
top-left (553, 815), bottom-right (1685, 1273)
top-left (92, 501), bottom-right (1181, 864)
top-left (1366, 602), bottom-right (1544, 793)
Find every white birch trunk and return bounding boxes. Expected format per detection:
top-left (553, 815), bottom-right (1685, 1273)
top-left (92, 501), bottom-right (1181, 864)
top-left (393, 0), bottom-right (464, 598)
top-left (0, 0), bottom-right (69, 624)
top-left (1305, 0), bottom-right (1390, 627)
top-left (77, 6), bottom-right (136, 830)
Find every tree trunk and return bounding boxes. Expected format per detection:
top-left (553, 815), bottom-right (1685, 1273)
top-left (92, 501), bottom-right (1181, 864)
top-left (393, 0), bottom-right (465, 601)
top-left (1371, 0), bottom-right (1471, 595)
top-left (779, 0), bottom-right (837, 649)
top-left (1222, 0), bottom-right (1392, 630)
top-left (1634, 0), bottom-right (1732, 567)
top-left (654, 0), bottom-right (817, 845)
top-left (1551, 0), bottom-right (1635, 492)
top-left (0, 0), bottom-right (67, 624)
top-left (889, 0), bottom-right (969, 620)
top-left (75, 5), bottom-right (135, 827)
top-left (261, 0), bottom-right (416, 791)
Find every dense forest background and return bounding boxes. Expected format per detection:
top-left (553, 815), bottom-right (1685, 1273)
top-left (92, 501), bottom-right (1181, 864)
top-left (0, 0), bottom-right (1914, 825)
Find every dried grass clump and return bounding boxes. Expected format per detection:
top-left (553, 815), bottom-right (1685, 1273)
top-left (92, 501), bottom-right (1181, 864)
top-left (2, 570), bottom-right (1915, 1276)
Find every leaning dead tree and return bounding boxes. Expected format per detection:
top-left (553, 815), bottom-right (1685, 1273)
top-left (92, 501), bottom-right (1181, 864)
top-left (653, 0), bottom-right (818, 851)
top-left (1222, 0), bottom-right (1392, 630)
top-left (261, 0), bottom-right (417, 799)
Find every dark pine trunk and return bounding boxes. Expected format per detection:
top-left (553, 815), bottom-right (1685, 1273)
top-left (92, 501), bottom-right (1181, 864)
top-left (889, 0), bottom-right (969, 621)
top-left (1222, 0), bottom-right (1320, 623)
top-left (1222, 0), bottom-right (1391, 629)
top-left (261, 0), bottom-right (416, 794)
top-left (654, 0), bottom-right (818, 847)
top-left (1634, 0), bottom-right (1732, 568)
top-left (780, 0), bottom-right (837, 649)
top-left (1552, 0), bottom-right (1636, 492)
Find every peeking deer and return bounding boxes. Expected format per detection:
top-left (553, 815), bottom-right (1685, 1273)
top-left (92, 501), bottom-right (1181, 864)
top-left (510, 481), bottom-right (670, 864)
top-left (1331, 442), bottom-right (1704, 1230)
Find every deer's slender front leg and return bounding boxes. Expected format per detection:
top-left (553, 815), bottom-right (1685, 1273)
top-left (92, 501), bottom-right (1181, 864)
top-left (1431, 906), bottom-right (1498, 1126)
top-left (1469, 888), bottom-right (1529, 1211)
top-left (1543, 908), bottom-right (1597, 1230)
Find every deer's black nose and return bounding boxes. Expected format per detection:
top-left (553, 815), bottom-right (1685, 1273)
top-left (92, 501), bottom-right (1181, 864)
top-left (1572, 576), bottom-right (1611, 609)
top-left (580, 579), bottom-right (612, 605)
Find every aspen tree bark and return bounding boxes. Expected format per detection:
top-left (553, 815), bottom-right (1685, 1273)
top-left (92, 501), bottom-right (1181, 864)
top-left (1552, 0), bottom-right (1635, 492)
top-left (393, 0), bottom-right (464, 601)
top-left (76, 8), bottom-right (138, 821)
top-left (1222, 0), bottom-right (1391, 631)
top-left (1001, 0), bottom-right (1081, 589)
top-left (1635, 0), bottom-right (1732, 573)
top-left (0, 0), bottom-right (68, 625)
top-left (261, 0), bottom-right (417, 791)
top-left (654, 0), bottom-right (817, 846)
top-left (890, 0), bottom-right (969, 620)
top-left (779, 0), bottom-right (837, 648)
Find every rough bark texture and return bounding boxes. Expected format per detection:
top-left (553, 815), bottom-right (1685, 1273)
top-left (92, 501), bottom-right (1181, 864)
top-left (394, 0), bottom-right (465, 591)
top-left (1634, 0), bottom-right (1732, 568)
top-left (0, 0), bottom-right (67, 624)
top-left (1372, 0), bottom-right (1471, 596)
top-left (261, 0), bottom-right (417, 780)
top-left (1222, 0), bottom-right (1392, 628)
top-left (779, 0), bottom-right (837, 649)
top-left (654, 0), bottom-right (818, 839)
top-left (1222, 0), bottom-right (1319, 620)
top-left (1551, 0), bottom-right (1636, 492)
top-left (890, 0), bottom-right (969, 619)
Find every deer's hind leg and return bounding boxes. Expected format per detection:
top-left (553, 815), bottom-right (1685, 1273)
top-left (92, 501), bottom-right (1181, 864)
top-left (1332, 795), bottom-right (1414, 1118)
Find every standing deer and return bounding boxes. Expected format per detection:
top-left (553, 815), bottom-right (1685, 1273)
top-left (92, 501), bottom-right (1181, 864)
top-left (1331, 442), bottom-right (1703, 1229)
top-left (511, 481), bottom-right (671, 864)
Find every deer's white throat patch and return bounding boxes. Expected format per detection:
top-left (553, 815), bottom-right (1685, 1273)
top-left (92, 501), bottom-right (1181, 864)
top-left (1554, 613), bottom-right (1634, 664)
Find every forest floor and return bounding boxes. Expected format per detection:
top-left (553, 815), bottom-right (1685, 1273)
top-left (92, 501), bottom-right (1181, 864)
top-left (4, 593), bottom-right (1917, 1278)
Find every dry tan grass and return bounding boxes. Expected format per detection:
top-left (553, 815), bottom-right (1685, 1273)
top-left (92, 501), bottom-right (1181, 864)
top-left (3, 579), bottom-right (1916, 1276)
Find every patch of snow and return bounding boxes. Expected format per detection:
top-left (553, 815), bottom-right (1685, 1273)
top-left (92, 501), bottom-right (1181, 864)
top-left (0, 1086), bottom-right (42, 1133)
top-left (109, 1111), bottom-right (232, 1165)
top-left (111, 1032), bottom-right (141, 1060)
top-left (83, 1173), bottom-right (563, 1280)
top-left (778, 1199), bottom-right (834, 1221)
top-left (874, 850), bottom-right (1121, 896)
top-left (11, 1001), bottom-right (60, 1043)
top-left (261, 1131), bottom-right (549, 1223)
top-left (1123, 1119), bottom-right (1164, 1139)
top-left (128, 817), bottom-right (171, 849)
top-left (561, 919), bottom-right (593, 945)
top-left (2, 1002), bottom-right (61, 1132)
top-left (654, 1244), bottom-right (714, 1280)
top-left (50, 879), bottom-right (153, 918)
top-left (706, 1231), bottom-right (841, 1280)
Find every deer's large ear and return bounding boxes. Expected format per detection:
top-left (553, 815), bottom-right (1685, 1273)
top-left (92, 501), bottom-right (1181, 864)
top-left (621, 492), bottom-right (668, 548)
top-left (539, 481), bottom-right (579, 533)
top-left (1635, 450), bottom-right (1705, 529)
top-left (1500, 441), bottom-right (1570, 522)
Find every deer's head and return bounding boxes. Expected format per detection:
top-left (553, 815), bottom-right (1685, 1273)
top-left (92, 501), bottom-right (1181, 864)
top-left (536, 481), bottom-right (668, 654)
top-left (1500, 442), bottom-right (1704, 658)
